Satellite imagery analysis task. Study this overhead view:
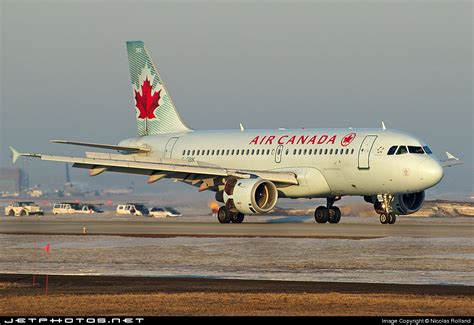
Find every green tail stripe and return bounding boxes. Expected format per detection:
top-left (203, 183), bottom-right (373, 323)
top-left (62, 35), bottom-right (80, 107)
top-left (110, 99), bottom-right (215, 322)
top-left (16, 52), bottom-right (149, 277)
top-left (126, 41), bottom-right (191, 136)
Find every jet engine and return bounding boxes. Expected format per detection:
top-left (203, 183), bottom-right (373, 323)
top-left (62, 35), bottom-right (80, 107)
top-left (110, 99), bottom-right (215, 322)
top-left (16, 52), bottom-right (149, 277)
top-left (365, 191), bottom-right (425, 215)
top-left (222, 178), bottom-right (278, 214)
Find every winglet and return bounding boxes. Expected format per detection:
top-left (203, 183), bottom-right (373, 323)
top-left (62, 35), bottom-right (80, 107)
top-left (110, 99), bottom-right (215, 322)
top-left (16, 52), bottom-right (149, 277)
top-left (440, 151), bottom-right (462, 167)
top-left (240, 123), bottom-right (245, 131)
top-left (9, 146), bottom-right (22, 163)
top-left (381, 121), bottom-right (386, 130)
top-left (445, 152), bottom-right (459, 160)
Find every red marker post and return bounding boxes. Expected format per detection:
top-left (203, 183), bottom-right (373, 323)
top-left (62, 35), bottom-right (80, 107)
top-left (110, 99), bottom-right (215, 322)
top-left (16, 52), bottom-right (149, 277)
top-left (42, 243), bottom-right (50, 296)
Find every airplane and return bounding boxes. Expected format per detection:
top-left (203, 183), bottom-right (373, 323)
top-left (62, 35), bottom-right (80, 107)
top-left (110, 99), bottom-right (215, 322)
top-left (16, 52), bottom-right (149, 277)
top-left (10, 41), bottom-right (462, 224)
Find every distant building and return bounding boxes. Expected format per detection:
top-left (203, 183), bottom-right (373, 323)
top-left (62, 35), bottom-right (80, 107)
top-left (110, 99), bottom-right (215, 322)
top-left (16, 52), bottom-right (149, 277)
top-left (0, 168), bottom-right (29, 194)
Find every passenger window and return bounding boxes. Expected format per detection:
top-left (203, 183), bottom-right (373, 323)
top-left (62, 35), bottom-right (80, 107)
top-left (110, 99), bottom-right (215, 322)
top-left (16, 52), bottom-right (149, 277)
top-left (335, 149), bottom-right (338, 154)
top-left (351, 149), bottom-right (354, 154)
top-left (408, 146), bottom-right (424, 154)
top-left (396, 146), bottom-right (408, 155)
top-left (192, 150), bottom-right (195, 155)
top-left (285, 149), bottom-right (289, 155)
top-left (309, 149), bottom-right (312, 155)
top-left (303, 149), bottom-right (307, 155)
top-left (196, 150), bottom-right (200, 155)
top-left (329, 149), bottom-right (333, 155)
top-left (256, 149), bottom-right (259, 155)
top-left (387, 146), bottom-right (397, 155)
top-left (324, 149), bottom-right (328, 155)
top-left (319, 149), bottom-right (323, 155)
top-left (182, 150), bottom-right (186, 155)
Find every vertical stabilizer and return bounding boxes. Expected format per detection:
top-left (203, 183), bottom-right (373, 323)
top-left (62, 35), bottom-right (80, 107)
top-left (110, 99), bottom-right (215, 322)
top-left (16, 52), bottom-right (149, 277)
top-left (126, 41), bottom-right (191, 136)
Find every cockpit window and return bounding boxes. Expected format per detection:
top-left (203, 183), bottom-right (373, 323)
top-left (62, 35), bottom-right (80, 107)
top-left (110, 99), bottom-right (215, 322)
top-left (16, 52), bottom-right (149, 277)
top-left (387, 146), bottom-right (397, 155)
top-left (408, 146), bottom-right (424, 154)
top-left (423, 146), bottom-right (433, 154)
top-left (396, 146), bottom-right (408, 155)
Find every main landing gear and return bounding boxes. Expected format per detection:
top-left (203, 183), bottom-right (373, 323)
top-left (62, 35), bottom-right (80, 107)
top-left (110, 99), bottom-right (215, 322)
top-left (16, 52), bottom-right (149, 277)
top-left (314, 197), bottom-right (341, 224)
top-left (376, 194), bottom-right (397, 224)
top-left (217, 206), bottom-right (245, 224)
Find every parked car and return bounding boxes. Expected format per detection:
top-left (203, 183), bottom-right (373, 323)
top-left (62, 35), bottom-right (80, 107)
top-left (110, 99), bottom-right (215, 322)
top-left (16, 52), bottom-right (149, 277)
top-left (86, 204), bottom-right (104, 213)
top-left (4, 201), bottom-right (44, 216)
top-left (52, 203), bottom-right (95, 215)
top-left (150, 207), bottom-right (182, 218)
top-left (116, 203), bottom-right (149, 216)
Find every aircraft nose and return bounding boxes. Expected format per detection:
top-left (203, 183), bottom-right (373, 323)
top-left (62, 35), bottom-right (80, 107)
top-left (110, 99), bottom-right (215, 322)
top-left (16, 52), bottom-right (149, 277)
top-left (422, 158), bottom-right (444, 187)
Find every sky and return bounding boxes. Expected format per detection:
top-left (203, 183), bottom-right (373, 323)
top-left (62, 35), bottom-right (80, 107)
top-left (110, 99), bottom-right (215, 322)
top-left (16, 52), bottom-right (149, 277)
top-left (0, 0), bottom-right (472, 198)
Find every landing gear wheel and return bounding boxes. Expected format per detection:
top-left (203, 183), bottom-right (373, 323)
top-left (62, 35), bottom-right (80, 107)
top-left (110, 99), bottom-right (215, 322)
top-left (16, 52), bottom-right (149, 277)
top-left (231, 213), bottom-right (245, 224)
top-left (315, 206), bottom-right (329, 223)
top-left (217, 206), bottom-right (231, 224)
top-left (380, 214), bottom-right (389, 224)
top-left (388, 213), bottom-right (397, 224)
top-left (328, 207), bottom-right (341, 224)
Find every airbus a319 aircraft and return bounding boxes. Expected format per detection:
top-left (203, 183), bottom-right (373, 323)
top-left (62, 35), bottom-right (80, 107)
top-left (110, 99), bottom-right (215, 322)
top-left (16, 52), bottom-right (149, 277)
top-left (10, 41), bottom-right (462, 224)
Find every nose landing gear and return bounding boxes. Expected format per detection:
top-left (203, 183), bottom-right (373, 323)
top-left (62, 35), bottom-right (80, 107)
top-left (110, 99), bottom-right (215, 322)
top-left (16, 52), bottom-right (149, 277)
top-left (378, 194), bottom-right (397, 224)
top-left (314, 197), bottom-right (342, 224)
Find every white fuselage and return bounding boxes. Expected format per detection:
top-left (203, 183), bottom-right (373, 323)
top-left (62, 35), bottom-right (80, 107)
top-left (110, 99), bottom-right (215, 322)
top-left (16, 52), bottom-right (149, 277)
top-left (119, 128), bottom-right (444, 198)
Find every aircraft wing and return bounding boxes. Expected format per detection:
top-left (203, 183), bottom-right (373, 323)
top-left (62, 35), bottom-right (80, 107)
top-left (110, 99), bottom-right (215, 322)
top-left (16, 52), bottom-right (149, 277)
top-left (9, 147), bottom-right (298, 187)
top-left (440, 152), bottom-right (462, 167)
top-left (50, 140), bottom-right (150, 153)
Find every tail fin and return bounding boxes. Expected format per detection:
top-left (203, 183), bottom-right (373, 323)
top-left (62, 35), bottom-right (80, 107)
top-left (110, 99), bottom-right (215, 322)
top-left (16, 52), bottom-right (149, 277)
top-left (126, 41), bottom-right (191, 136)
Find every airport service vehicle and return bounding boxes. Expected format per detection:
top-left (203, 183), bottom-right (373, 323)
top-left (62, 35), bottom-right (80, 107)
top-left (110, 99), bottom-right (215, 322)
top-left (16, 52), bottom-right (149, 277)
top-left (10, 41), bottom-right (462, 225)
top-left (116, 203), bottom-right (149, 216)
top-left (86, 204), bottom-right (104, 213)
top-left (52, 203), bottom-right (94, 215)
top-left (4, 201), bottom-right (44, 216)
top-left (150, 207), bottom-right (182, 218)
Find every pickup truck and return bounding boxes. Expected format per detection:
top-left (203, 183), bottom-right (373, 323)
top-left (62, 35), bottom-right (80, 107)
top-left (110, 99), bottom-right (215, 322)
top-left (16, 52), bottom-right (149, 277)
top-left (4, 202), bottom-right (44, 216)
top-left (116, 203), bottom-right (149, 216)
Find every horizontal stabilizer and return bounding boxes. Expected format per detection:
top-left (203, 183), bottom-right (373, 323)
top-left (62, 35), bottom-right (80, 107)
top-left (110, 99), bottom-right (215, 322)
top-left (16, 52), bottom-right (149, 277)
top-left (50, 140), bottom-right (150, 153)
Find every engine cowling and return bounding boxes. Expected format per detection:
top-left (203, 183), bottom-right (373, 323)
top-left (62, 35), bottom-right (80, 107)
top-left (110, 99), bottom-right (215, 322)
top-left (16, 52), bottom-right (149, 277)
top-left (391, 191), bottom-right (425, 215)
top-left (223, 178), bottom-right (278, 214)
top-left (369, 191), bottom-right (425, 215)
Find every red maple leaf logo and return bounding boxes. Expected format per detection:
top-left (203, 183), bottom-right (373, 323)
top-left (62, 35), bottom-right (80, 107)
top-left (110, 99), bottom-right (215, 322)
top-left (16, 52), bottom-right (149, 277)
top-left (134, 78), bottom-right (161, 119)
top-left (341, 133), bottom-right (356, 146)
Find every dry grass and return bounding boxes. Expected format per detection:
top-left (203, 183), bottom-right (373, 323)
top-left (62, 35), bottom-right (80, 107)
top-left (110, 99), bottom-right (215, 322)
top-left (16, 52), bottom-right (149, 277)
top-left (1, 292), bottom-right (472, 316)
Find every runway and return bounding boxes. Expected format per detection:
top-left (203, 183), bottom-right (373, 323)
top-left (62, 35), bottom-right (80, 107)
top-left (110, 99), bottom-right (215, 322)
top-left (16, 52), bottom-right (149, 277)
top-left (1, 215), bottom-right (472, 239)
top-left (1, 214), bottom-right (473, 315)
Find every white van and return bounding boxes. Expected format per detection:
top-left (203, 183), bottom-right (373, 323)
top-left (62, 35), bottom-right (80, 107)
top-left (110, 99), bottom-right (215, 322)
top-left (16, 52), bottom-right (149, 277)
top-left (52, 203), bottom-right (93, 215)
top-left (116, 203), bottom-right (149, 216)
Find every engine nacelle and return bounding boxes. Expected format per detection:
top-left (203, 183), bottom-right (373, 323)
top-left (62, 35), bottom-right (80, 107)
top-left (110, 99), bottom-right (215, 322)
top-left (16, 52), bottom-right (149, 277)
top-left (391, 191), bottom-right (425, 215)
top-left (370, 191), bottom-right (425, 215)
top-left (223, 178), bottom-right (278, 214)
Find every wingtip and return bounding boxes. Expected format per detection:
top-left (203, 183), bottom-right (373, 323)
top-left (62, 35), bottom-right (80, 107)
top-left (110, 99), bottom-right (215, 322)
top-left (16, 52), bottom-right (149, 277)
top-left (9, 146), bottom-right (21, 164)
top-left (445, 152), bottom-right (459, 160)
